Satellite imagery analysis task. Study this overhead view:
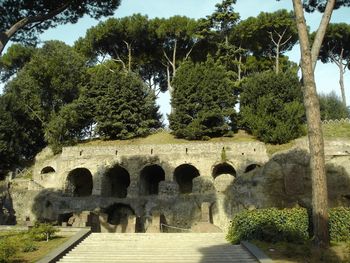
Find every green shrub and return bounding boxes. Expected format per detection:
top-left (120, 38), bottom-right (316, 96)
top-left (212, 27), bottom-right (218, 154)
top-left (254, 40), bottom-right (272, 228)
top-left (169, 58), bottom-right (237, 140)
top-left (329, 207), bottom-right (350, 242)
top-left (0, 236), bottom-right (20, 263)
top-left (22, 239), bottom-right (38, 252)
top-left (29, 222), bottom-right (58, 241)
top-left (226, 208), bottom-right (309, 244)
top-left (240, 70), bottom-right (305, 144)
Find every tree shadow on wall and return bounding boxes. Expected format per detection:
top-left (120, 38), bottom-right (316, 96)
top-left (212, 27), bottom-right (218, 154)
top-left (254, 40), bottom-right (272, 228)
top-left (0, 181), bottom-right (16, 225)
top-left (31, 189), bottom-right (63, 223)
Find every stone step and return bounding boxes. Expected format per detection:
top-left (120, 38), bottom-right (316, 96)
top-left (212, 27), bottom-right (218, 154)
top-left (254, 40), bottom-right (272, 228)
top-left (58, 233), bottom-right (258, 263)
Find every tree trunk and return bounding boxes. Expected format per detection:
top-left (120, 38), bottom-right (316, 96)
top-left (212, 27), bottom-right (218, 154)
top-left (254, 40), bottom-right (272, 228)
top-left (310, 0), bottom-right (336, 70)
top-left (338, 49), bottom-right (347, 106)
top-left (276, 44), bottom-right (280, 74)
top-left (338, 64), bottom-right (346, 107)
top-left (292, 0), bottom-right (329, 248)
top-left (123, 41), bottom-right (132, 72)
top-left (238, 54), bottom-right (242, 81)
top-left (0, 33), bottom-right (9, 55)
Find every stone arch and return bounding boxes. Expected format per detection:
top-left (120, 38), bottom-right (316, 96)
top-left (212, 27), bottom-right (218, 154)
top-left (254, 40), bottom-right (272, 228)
top-left (41, 166), bottom-right (55, 174)
top-left (174, 164), bottom-right (200, 194)
top-left (66, 168), bottom-right (93, 197)
top-left (244, 164), bottom-right (261, 173)
top-left (139, 164), bottom-right (165, 196)
top-left (212, 162), bottom-right (236, 179)
top-left (104, 203), bottom-right (135, 233)
top-left (102, 165), bottom-right (130, 198)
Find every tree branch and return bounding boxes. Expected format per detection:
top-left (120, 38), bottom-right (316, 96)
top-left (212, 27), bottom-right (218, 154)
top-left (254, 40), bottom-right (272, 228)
top-left (310, 0), bottom-right (336, 70)
top-left (1, 2), bottom-right (70, 55)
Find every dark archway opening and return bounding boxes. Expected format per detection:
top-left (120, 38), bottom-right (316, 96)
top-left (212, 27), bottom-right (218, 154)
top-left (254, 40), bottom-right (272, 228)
top-left (41, 166), bottom-right (55, 174)
top-left (139, 165), bottom-right (165, 195)
top-left (174, 164), bottom-right (200, 194)
top-left (104, 203), bottom-right (135, 233)
top-left (160, 214), bottom-right (168, 232)
top-left (212, 163), bottom-right (236, 179)
top-left (103, 166), bottom-right (130, 198)
top-left (245, 164), bottom-right (260, 173)
top-left (58, 213), bottom-right (73, 226)
top-left (66, 168), bottom-right (93, 197)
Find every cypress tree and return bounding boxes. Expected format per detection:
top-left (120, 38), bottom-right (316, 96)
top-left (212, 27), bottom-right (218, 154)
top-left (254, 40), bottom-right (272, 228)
top-left (169, 57), bottom-right (237, 139)
top-left (84, 62), bottom-right (162, 140)
top-left (240, 70), bottom-right (305, 144)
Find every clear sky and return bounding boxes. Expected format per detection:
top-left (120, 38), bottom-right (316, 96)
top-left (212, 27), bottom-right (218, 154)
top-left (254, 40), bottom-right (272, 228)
top-left (4, 0), bottom-right (350, 122)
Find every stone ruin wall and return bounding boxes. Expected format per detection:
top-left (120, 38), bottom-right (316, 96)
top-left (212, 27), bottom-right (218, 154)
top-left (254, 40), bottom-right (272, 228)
top-left (33, 141), bottom-right (268, 192)
top-left (3, 139), bottom-right (350, 233)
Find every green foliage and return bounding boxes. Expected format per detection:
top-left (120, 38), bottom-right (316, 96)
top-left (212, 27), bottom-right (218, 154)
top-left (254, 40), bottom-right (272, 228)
top-left (0, 0), bottom-right (121, 47)
top-left (221, 147), bottom-right (228, 162)
top-left (232, 10), bottom-right (298, 57)
top-left (329, 207), bottom-right (350, 242)
top-left (22, 239), bottom-right (38, 252)
top-left (44, 98), bottom-right (94, 153)
top-left (83, 62), bottom-right (162, 140)
top-left (0, 44), bottom-right (36, 82)
top-left (169, 57), bottom-right (237, 140)
top-left (0, 40), bottom-right (87, 167)
top-left (240, 70), bottom-right (305, 144)
top-left (5, 40), bottom-right (87, 123)
top-left (29, 222), bottom-right (58, 242)
top-left (226, 208), bottom-right (309, 244)
top-left (317, 23), bottom-right (350, 65)
top-left (203, 0), bottom-right (240, 42)
top-left (0, 236), bottom-right (20, 263)
top-left (0, 94), bottom-right (45, 171)
top-left (319, 92), bottom-right (350, 120)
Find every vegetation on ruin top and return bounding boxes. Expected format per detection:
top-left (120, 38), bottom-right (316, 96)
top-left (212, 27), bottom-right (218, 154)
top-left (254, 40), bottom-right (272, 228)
top-left (81, 130), bottom-right (257, 146)
top-left (322, 123), bottom-right (350, 139)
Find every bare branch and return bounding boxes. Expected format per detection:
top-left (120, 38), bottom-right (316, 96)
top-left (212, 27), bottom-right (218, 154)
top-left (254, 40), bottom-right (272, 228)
top-left (163, 49), bottom-right (172, 65)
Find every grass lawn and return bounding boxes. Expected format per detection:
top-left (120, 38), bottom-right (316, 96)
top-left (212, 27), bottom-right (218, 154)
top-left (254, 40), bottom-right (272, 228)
top-left (82, 130), bottom-right (257, 146)
top-left (0, 230), bottom-right (71, 263)
top-left (323, 123), bottom-right (350, 139)
top-left (253, 240), bottom-right (350, 263)
top-left (13, 236), bottom-right (70, 263)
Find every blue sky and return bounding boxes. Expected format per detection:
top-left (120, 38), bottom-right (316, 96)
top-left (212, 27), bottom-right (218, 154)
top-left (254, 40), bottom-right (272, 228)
top-left (4, 0), bottom-right (350, 121)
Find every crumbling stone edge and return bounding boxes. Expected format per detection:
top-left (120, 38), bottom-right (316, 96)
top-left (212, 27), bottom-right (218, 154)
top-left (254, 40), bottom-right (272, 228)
top-left (36, 228), bottom-right (91, 263)
top-left (241, 241), bottom-right (274, 263)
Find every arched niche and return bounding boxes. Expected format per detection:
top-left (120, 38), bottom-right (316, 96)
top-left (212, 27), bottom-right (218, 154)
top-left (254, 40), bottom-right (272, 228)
top-left (212, 162), bottom-right (236, 179)
top-left (66, 168), bottom-right (93, 197)
top-left (244, 164), bottom-right (261, 173)
top-left (174, 164), bottom-right (200, 194)
top-left (139, 164), bottom-right (165, 196)
top-left (41, 166), bottom-right (55, 174)
top-left (104, 203), bottom-right (135, 233)
top-left (102, 165), bottom-right (130, 198)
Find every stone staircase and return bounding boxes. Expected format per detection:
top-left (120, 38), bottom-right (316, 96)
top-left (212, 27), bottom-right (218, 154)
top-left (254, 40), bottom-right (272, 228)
top-left (58, 233), bottom-right (258, 263)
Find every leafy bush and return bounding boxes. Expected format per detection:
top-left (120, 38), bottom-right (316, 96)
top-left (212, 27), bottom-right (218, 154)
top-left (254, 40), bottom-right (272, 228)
top-left (329, 207), bottom-right (350, 242)
top-left (29, 222), bottom-right (58, 241)
top-left (0, 236), bottom-right (20, 263)
top-left (240, 70), bottom-right (305, 144)
top-left (226, 208), bottom-right (309, 244)
top-left (319, 92), bottom-right (349, 121)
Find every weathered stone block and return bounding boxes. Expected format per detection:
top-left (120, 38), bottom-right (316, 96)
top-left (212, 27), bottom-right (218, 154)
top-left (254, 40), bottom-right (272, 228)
top-left (193, 177), bottom-right (215, 194)
top-left (159, 181), bottom-right (179, 197)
